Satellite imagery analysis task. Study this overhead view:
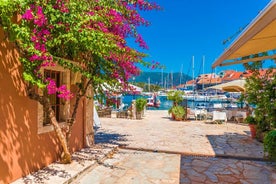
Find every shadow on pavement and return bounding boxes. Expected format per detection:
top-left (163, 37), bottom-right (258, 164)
top-left (21, 167), bottom-right (71, 184)
top-left (206, 132), bottom-right (264, 159)
top-left (95, 130), bottom-right (129, 146)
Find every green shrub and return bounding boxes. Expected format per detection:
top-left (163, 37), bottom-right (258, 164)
top-left (264, 129), bottom-right (276, 161)
top-left (167, 91), bottom-right (184, 105)
top-left (135, 98), bottom-right (147, 112)
top-left (171, 106), bottom-right (185, 120)
top-left (244, 116), bottom-right (257, 125)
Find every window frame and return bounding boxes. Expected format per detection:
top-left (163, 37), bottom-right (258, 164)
top-left (37, 66), bottom-right (70, 134)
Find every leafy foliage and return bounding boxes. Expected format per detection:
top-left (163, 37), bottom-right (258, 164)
top-left (167, 90), bottom-right (184, 105)
top-left (171, 105), bottom-right (185, 120)
top-left (264, 130), bottom-right (276, 161)
top-left (243, 66), bottom-right (276, 131)
top-left (135, 97), bottom-right (147, 112)
top-left (0, 0), bottom-right (161, 163)
top-left (0, 0), bottom-right (161, 98)
top-left (244, 115), bottom-right (257, 125)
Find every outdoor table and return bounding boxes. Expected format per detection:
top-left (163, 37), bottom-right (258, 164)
top-left (212, 111), bottom-right (227, 124)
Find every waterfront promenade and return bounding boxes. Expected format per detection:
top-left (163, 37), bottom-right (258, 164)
top-left (13, 110), bottom-right (275, 183)
top-left (79, 110), bottom-right (275, 183)
top-left (96, 110), bottom-right (264, 159)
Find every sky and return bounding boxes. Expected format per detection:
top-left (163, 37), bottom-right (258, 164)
top-left (128, 0), bottom-right (275, 77)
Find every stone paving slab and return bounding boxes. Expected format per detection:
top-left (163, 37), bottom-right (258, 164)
top-left (180, 156), bottom-right (276, 184)
top-left (12, 110), bottom-right (276, 184)
top-left (12, 144), bottom-right (117, 184)
top-left (96, 110), bottom-right (264, 159)
top-left (75, 149), bottom-right (181, 184)
top-left (75, 148), bottom-right (276, 184)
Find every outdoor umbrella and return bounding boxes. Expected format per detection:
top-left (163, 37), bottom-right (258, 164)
top-left (207, 79), bottom-right (246, 93)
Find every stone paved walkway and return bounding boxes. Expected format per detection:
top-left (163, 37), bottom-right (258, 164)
top-left (76, 149), bottom-right (276, 184)
top-left (75, 110), bottom-right (276, 184)
top-left (76, 149), bottom-right (180, 184)
top-left (12, 144), bottom-right (118, 184)
top-left (180, 156), bottom-right (276, 184)
top-left (96, 110), bottom-right (264, 159)
top-left (12, 110), bottom-right (276, 184)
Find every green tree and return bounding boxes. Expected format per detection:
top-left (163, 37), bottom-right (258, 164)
top-left (0, 0), bottom-right (160, 163)
top-left (243, 61), bottom-right (276, 138)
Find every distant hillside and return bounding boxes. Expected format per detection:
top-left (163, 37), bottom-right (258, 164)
top-left (132, 72), bottom-right (192, 87)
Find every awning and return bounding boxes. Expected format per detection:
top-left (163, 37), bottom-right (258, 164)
top-left (212, 0), bottom-right (276, 68)
top-left (207, 79), bottom-right (246, 92)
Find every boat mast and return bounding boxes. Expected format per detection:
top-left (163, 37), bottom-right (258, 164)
top-left (167, 74), bottom-right (169, 89)
top-left (192, 56), bottom-right (195, 92)
top-left (192, 56), bottom-right (195, 107)
top-left (171, 71), bottom-right (173, 88)
top-left (148, 77), bottom-right (150, 92)
top-left (161, 68), bottom-right (163, 89)
top-left (215, 67), bottom-right (217, 95)
top-left (202, 55), bottom-right (205, 91)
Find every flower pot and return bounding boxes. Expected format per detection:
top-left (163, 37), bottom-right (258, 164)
top-left (172, 113), bottom-right (182, 121)
top-left (174, 116), bottom-right (183, 121)
top-left (136, 111), bottom-right (142, 120)
top-left (249, 124), bottom-right (257, 138)
top-left (171, 113), bottom-right (175, 120)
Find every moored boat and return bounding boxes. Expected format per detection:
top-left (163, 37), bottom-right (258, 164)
top-left (147, 94), bottom-right (161, 108)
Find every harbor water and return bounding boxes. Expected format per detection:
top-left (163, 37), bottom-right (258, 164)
top-left (122, 94), bottom-right (242, 111)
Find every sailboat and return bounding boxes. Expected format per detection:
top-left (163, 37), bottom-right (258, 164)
top-left (146, 94), bottom-right (161, 108)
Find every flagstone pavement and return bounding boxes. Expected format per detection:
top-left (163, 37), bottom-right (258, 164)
top-left (13, 110), bottom-right (276, 184)
top-left (76, 110), bottom-right (275, 184)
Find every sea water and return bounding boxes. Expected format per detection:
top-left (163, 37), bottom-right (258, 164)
top-left (123, 94), bottom-right (243, 111)
top-left (123, 94), bottom-right (172, 110)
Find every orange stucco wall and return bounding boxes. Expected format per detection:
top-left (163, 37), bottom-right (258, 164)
top-left (0, 29), bottom-right (85, 183)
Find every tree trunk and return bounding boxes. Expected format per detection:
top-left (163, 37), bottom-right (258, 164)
top-left (27, 86), bottom-right (72, 163)
top-left (46, 103), bottom-right (72, 163)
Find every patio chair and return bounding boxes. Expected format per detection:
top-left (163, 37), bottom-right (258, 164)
top-left (116, 106), bottom-right (132, 119)
top-left (186, 108), bottom-right (196, 120)
top-left (98, 107), bottom-right (112, 118)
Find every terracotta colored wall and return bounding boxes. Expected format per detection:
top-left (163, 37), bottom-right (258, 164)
top-left (69, 85), bottom-right (85, 153)
top-left (0, 29), bottom-right (84, 183)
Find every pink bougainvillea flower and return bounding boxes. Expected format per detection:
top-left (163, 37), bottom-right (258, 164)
top-left (41, 61), bottom-right (56, 67)
top-left (22, 9), bottom-right (34, 20)
top-left (135, 34), bottom-right (148, 49)
top-left (46, 79), bottom-right (57, 94)
top-left (57, 85), bottom-right (73, 100)
top-left (88, 11), bottom-right (94, 16)
top-left (29, 54), bottom-right (41, 61)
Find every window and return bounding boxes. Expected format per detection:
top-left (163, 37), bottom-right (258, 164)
top-left (43, 70), bottom-right (62, 126)
top-left (37, 67), bottom-right (70, 134)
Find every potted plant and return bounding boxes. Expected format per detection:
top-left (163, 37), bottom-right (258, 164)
top-left (167, 91), bottom-right (185, 120)
top-left (135, 98), bottom-right (147, 119)
top-left (167, 91), bottom-right (184, 106)
top-left (263, 129), bottom-right (276, 162)
top-left (242, 66), bottom-right (276, 142)
top-left (244, 115), bottom-right (257, 138)
top-left (170, 106), bottom-right (185, 121)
